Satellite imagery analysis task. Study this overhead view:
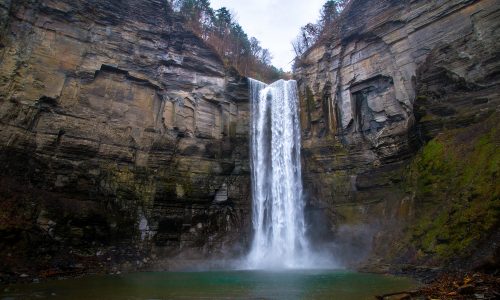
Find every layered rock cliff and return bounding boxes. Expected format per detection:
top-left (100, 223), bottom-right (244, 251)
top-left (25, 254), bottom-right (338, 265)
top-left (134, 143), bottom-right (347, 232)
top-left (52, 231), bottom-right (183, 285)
top-left (295, 0), bottom-right (499, 271)
top-left (0, 0), bottom-right (251, 277)
top-left (0, 0), bottom-right (498, 281)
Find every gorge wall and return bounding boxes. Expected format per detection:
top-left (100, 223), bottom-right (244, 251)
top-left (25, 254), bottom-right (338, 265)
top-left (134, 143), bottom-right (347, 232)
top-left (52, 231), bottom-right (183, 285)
top-left (295, 0), bottom-right (499, 271)
top-left (0, 0), bottom-right (251, 277)
top-left (0, 0), bottom-right (498, 280)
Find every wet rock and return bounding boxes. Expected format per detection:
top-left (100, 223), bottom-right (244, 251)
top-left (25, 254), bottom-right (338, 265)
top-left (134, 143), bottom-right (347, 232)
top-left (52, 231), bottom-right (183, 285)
top-left (385, 293), bottom-right (411, 300)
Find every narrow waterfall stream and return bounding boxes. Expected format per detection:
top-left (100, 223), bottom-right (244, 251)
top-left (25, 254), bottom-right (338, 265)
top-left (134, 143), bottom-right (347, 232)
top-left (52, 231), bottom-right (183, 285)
top-left (247, 78), bottom-right (311, 269)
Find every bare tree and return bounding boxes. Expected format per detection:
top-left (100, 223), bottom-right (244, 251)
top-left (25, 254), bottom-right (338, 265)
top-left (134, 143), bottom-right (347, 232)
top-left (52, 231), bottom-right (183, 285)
top-left (292, 0), bottom-right (351, 62)
top-left (260, 49), bottom-right (272, 65)
top-left (173, 0), bottom-right (286, 82)
top-left (250, 37), bottom-right (262, 57)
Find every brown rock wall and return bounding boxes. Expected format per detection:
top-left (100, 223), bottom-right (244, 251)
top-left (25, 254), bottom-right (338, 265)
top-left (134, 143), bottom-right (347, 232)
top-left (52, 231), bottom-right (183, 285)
top-left (0, 0), bottom-right (251, 276)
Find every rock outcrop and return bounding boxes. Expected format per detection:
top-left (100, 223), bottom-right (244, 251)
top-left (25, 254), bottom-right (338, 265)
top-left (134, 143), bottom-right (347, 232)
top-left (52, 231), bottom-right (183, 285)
top-left (295, 0), bottom-right (499, 269)
top-left (0, 0), bottom-right (251, 277)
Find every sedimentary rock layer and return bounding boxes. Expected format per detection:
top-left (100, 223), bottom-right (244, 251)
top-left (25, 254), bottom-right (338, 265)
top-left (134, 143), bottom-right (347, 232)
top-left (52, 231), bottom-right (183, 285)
top-left (295, 0), bottom-right (499, 268)
top-left (0, 0), bottom-right (250, 275)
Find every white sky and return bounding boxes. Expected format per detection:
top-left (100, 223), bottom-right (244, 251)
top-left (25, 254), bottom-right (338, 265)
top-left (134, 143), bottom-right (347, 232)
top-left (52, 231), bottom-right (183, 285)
top-left (210, 0), bottom-right (326, 71)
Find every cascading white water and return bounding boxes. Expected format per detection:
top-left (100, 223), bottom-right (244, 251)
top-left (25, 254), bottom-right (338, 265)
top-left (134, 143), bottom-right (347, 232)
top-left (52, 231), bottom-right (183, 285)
top-left (246, 78), bottom-right (311, 269)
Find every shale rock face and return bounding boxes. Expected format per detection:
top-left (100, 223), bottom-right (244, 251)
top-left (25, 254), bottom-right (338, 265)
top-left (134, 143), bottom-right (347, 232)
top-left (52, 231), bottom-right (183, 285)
top-left (0, 0), bottom-right (250, 275)
top-left (295, 0), bottom-right (499, 267)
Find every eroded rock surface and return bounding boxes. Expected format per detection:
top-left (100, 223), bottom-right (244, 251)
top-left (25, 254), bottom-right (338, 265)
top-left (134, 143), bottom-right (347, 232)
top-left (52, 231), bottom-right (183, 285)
top-left (0, 0), bottom-right (250, 277)
top-left (295, 0), bottom-right (499, 268)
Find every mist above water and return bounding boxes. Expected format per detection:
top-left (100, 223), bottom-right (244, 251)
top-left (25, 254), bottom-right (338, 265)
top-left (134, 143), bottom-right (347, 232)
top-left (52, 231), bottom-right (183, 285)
top-left (245, 79), bottom-right (336, 269)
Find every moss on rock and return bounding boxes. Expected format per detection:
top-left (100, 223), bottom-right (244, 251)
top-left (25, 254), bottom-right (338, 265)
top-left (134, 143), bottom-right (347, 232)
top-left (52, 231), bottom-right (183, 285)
top-left (400, 113), bottom-right (499, 263)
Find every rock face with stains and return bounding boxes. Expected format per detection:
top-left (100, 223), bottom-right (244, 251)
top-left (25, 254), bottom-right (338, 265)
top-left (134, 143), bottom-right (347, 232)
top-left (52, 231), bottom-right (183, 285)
top-left (0, 0), bottom-right (251, 276)
top-left (295, 0), bottom-right (499, 268)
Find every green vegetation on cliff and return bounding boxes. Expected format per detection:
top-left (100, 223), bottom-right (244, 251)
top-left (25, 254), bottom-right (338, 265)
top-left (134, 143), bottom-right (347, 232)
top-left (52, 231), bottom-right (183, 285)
top-left (171, 0), bottom-right (287, 82)
top-left (401, 113), bottom-right (499, 263)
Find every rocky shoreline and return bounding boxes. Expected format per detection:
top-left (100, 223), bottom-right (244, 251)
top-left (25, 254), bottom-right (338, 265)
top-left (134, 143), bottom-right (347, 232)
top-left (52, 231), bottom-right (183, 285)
top-left (377, 272), bottom-right (500, 300)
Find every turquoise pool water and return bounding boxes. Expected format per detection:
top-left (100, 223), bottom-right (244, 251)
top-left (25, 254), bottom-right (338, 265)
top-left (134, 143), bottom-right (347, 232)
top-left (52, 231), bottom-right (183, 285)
top-left (1, 270), bottom-right (418, 299)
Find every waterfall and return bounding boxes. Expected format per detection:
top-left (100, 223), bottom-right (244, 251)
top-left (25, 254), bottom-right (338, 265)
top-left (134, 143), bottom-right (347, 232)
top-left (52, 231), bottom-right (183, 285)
top-left (246, 78), bottom-right (311, 269)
